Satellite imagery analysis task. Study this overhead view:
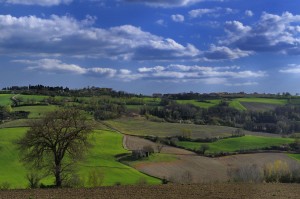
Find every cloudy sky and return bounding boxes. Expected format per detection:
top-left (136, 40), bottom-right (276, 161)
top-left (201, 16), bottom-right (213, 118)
top-left (1, 0), bottom-right (300, 94)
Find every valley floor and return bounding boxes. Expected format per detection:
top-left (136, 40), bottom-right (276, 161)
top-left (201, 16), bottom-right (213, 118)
top-left (1, 183), bottom-right (300, 199)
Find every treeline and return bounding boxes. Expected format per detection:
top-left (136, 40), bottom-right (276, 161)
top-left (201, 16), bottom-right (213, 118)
top-left (2, 85), bottom-right (140, 98)
top-left (140, 99), bottom-right (300, 135)
top-left (228, 160), bottom-right (300, 183)
top-left (161, 91), bottom-right (296, 100)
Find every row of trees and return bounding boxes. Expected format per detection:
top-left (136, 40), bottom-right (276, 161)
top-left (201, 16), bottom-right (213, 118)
top-left (2, 85), bottom-right (139, 98)
top-left (161, 92), bottom-right (295, 101)
top-left (228, 160), bottom-right (300, 183)
top-left (140, 100), bottom-right (300, 134)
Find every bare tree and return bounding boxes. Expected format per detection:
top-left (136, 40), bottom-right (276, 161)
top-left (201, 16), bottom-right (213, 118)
top-left (17, 109), bottom-right (92, 187)
top-left (227, 164), bottom-right (263, 183)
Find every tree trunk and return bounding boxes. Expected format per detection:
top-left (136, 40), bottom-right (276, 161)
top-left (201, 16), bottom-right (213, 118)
top-left (55, 164), bottom-right (62, 187)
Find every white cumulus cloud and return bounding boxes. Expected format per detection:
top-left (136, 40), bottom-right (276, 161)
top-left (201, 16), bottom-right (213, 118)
top-left (245, 10), bottom-right (254, 17)
top-left (222, 12), bottom-right (300, 55)
top-left (279, 64), bottom-right (300, 74)
top-left (0, 14), bottom-right (200, 61)
top-left (1, 0), bottom-right (72, 6)
top-left (189, 7), bottom-right (237, 18)
top-left (124, 0), bottom-right (222, 8)
top-left (171, 14), bottom-right (185, 22)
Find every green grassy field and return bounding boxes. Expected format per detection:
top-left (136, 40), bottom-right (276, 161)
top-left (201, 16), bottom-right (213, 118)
top-left (177, 99), bottom-right (221, 108)
top-left (13, 105), bottom-right (58, 119)
top-left (0, 128), bottom-right (29, 188)
top-left (177, 135), bottom-right (294, 153)
top-left (0, 128), bottom-right (160, 188)
top-left (0, 94), bottom-right (13, 106)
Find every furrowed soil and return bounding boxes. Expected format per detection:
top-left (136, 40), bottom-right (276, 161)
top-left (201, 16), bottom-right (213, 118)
top-left (124, 135), bottom-right (300, 183)
top-left (1, 183), bottom-right (300, 199)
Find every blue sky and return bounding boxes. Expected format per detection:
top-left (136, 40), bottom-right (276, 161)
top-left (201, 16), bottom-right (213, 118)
top-left (1, 0), bottom-right (300, 94)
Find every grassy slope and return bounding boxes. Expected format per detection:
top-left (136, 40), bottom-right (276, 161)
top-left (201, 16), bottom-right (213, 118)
top-left (79, 130), bottom-right (160, 186)
top-left (0, 128), bottom-right (30, 188)
top-left (0, 128), bottom-right (160, 188)
top-left (0, 94), bottom-right (13, 106)
top-left (177, 135), bottom-right (294, 153)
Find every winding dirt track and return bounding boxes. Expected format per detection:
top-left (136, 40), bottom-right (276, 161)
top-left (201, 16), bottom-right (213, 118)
top-left (1, 183), bottom-right (300, 199)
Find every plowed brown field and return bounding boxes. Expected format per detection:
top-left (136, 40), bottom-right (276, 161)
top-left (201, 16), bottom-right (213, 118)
top-left (1, 183), bottom-right (300, 199)
top-left (124, 135), bottom-right (300, 183)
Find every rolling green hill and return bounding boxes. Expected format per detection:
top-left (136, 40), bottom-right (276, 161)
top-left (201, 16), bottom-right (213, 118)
top-left (0, 128), bottom-right (160, 188)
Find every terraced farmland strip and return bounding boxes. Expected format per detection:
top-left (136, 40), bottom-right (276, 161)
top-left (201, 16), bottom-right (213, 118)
top-left (106, 117), bottom-right (280, 139)
top-left (177, 135), bottom-right (294, 153)
top-left (240, 102), bottom-right (280, 111)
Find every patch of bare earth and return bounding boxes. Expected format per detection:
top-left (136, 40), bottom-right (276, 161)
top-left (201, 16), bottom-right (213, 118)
top-left (1, 183), bottom-right (300, 199)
